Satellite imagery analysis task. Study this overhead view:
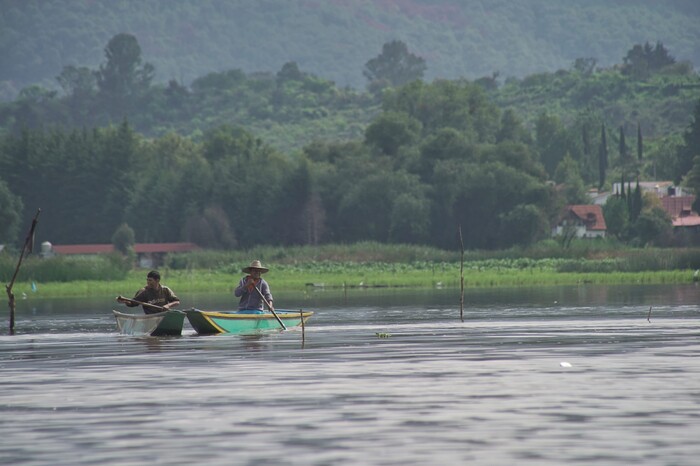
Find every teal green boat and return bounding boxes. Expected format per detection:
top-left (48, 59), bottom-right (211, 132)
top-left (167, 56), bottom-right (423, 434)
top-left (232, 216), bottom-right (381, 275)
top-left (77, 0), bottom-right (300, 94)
top-left (113, 309), bottom-right (186, 336)
top-left (185, 308), bottom-right (313, 335)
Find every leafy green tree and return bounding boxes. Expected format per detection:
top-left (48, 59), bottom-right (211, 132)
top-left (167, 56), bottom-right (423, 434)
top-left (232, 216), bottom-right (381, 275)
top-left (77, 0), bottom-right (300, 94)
top-left (336, 169), bottom-right (427, 243)
top-left (365, 111), bottom-right (422, 157)
top-left (623, 41), bottom-right (676, 78)
top-left (276, 62), bottom-right (304, 83)
top-left (535, 112), bottom-right (568, 177)
top-left (630, 181), bottom-right (643, 222)
top-left (618, 125), bottom-right (629, 165)
top-left (637, 122), bottom-right (643, 161)
top-left (383, 79), bottom-right (499, 142)
top-left (111, 223), bottom-right (135, 255)
top-left (632, 207), bottom-right (671, 246)
top-left (204, 126), bottom-right (291, 247)
top-left (553, 153), bottom-right (588, 204)
top-left (496, 108), bottom-right (531, 144)
top-left (270, 158), bottom-right (315, 245)
top-left (56, 65), bottom-right (97, 124)
top-left (572, 57), bottom-right (597, 76)
top-left (417, 128), bottom-right (475, 180)
top-left (480, 142), bottom-right (546, 180)
top-left (363, 40), bottom-right (426, 91)
top-left (499, 204), bottom-right (549, 246)
top-left (96, 33), bottom-right (154, 113)
top-left (389, 191), bottom-right (431, 244)
top-left (602, 195), bottom-right (629, 239)
top-left (57, 65), bottom-right (96, 98)
top-left (431, 159), bottom-right (552, 249)
top-left (676, 99), bottom-right (700, 183)
top-left (124, 132), bottom-right (207, 243)
top-left (0, 178), bottom-right (24, 245)
top-left (685, 155), bottom-right (700, 214)
top-left (181, 205), bottom-right (237, 249)
top-left (598, 123), bottom-right (608, 189)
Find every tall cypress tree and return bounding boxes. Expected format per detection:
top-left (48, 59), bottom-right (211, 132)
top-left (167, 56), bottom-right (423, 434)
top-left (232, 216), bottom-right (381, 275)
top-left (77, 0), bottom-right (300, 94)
top-left (598, 123), bottom-right (608, 190)
top-left (620, 174), bottom-right (626, 199)
top-left (631, 179), bottom-right (643, 221)
top-left (637, 122), bottom-right (643, 161)
top-left (619, 126), bottom-right (628, 163)
top-left (676, 100), bottom-right (700, 183)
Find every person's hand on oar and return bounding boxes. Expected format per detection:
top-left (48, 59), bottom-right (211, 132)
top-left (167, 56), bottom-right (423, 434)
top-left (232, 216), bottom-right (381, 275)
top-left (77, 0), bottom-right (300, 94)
top-left (252, 285), bottom-right (285, 330)
top-left (116, 296), bottom-right (170, 311)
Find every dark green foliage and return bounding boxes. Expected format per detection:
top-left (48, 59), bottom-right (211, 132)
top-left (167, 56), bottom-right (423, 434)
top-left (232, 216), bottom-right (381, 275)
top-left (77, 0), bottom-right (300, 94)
top-left (637, 123), bottom-right (643, 161)
top-left (365, 111), bottom-right (422, 157)
top-left (2, 31), bottom-right (700, 252)
top-left (111, 223), bottom-right (135, 256)
top-left (632, 208), bottom-right (672, 246)
top-left (598, 123), bottom-right (608, 189)
top-left (363, 40), bottom-right (426, 92)
top-left (676, 100), bottom-right (700, 183)
top-left (622, 42), bottom-right (676, 79)
top-left (685, 155), bottom-right (700, 214)
top-left (630, 181), bottom-right (643, 222)
top-left (0, 178), bottom-right (24, 244)
top-left (603, 195), bottom-right (629, 239)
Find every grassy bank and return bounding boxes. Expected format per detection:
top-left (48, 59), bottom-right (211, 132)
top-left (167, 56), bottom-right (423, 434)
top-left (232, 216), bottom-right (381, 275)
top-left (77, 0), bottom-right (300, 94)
top-left (7, 266), bottom-right (695, 298)
top-left (3, 241), bottom-right (700, 298)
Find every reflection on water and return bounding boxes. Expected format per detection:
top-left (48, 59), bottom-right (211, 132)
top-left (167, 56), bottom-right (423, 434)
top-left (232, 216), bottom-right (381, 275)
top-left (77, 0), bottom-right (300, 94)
top-left (1, 284), bottom-right (700, 465)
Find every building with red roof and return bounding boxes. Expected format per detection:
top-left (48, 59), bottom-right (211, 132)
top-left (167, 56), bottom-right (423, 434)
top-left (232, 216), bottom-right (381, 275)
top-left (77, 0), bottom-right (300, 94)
top-left (552, 205), bottom-right (607, 239)
top-left (660, 195), bottom-right (700, 229)
top-left (47, 242), bottom-right (200, 267)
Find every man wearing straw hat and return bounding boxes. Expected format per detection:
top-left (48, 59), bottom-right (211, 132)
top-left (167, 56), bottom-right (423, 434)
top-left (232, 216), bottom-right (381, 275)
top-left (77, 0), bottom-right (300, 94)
top-left (234, 260), bottom-right (274, 312)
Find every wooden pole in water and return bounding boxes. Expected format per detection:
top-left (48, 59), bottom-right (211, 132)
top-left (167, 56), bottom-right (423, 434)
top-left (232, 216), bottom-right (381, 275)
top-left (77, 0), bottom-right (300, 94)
top-left (300, 309), bottom-right (305, 346)
top-left (5, 209), bottom-right (41, 334)
top-left (458, 225), bottom-right (465, 322)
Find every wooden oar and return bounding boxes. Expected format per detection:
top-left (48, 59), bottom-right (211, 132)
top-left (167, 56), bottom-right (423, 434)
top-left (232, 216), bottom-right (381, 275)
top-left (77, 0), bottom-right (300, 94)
top-left (252, 286), bottom-right (287, 330)
top-left (117, 296), bottom-right (174, 313)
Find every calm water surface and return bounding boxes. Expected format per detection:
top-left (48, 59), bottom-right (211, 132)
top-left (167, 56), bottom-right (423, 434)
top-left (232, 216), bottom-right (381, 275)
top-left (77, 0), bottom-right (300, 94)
top-left (2, 284), bottom-right (700, 465)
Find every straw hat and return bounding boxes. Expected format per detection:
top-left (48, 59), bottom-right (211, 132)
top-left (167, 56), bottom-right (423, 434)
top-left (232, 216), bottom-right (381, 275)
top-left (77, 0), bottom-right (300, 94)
top-left (242, 260), bottom-right (269, 274)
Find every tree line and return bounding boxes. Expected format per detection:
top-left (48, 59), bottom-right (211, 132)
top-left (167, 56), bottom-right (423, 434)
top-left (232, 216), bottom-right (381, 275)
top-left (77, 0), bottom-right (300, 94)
top-left (1, 34), bottom-right (700, 251)
top-left (2, 82), bottom-right (699, 252)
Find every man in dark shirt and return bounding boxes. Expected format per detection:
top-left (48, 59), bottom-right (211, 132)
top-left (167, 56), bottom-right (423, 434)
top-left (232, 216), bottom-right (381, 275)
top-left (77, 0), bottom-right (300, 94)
top-left (116, 270), bottom-right (180, 314)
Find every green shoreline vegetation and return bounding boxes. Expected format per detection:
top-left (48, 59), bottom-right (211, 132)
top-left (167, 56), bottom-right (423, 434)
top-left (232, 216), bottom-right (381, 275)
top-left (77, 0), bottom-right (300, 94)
top-left (2, 242), bottom-right (699, 298)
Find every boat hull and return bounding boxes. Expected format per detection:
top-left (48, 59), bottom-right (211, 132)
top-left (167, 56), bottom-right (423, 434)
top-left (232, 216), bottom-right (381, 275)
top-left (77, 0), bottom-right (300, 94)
top-left (113, 309), bottom-right (186, 336)
top-left (186, 309), bottom-right (313, 335)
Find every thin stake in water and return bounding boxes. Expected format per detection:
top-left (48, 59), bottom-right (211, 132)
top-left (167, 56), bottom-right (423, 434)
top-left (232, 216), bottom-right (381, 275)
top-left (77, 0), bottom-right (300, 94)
top-left (5, 209), bottom-right (41, 334)
top-left (458, 225), bottom-right (465, 322)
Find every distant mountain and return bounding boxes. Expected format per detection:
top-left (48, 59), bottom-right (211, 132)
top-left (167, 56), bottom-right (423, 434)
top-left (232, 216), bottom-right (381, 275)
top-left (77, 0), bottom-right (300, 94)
top-left (2, 0), bottom-right (699, 99)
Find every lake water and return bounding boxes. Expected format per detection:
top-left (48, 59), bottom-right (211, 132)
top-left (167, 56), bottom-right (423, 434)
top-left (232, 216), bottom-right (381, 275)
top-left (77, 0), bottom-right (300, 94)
top-left (2, 284), bottom-right (700, 465)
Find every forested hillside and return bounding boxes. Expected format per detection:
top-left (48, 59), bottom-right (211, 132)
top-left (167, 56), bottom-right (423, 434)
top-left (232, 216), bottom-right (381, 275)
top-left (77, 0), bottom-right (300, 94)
top-left (1, 26), bottom-right (700, 253)
top-left (2, 0), bottom-right (700, 99)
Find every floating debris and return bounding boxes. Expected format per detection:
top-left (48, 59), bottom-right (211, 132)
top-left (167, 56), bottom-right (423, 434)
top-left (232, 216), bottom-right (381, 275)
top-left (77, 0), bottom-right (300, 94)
top-left (559, 361), bottom-right (572, 368)
top-left (375, 332), bottom-right (392, 338)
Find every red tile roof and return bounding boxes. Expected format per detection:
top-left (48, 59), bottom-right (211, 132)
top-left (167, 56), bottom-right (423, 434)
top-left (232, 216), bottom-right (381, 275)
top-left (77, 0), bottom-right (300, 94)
top-left (134, 243), bottom-right (200, 253)
top-left (661, 196), bottom-right (695, 218)
top-left (568, 205), bottom-right (607, 231)
top-left (52, 244), bottom-right (115, 254)
top-left (673, 216), bottom-right (700, 227)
